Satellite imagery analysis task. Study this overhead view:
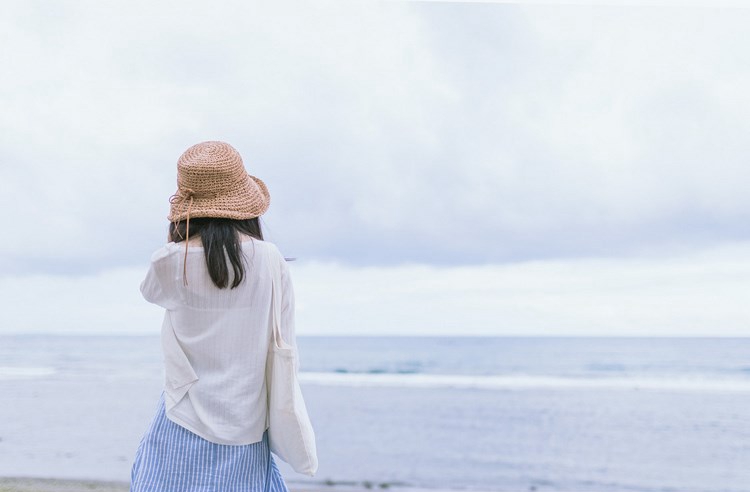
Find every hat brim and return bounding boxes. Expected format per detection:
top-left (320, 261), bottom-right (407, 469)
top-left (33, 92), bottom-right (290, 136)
top-left (167, 173), bottom-right (270, 222)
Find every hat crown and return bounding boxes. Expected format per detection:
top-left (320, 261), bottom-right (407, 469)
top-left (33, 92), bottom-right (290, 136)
top-left (177, 141), bottom-right (246, 195)
top-left (168, 140), bottom-right (270, 223)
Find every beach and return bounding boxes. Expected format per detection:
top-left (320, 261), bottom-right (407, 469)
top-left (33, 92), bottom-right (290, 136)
top-left (0, 477), bottom-right (128, 492)
top-left (0, 477), bottom-right (400, 492)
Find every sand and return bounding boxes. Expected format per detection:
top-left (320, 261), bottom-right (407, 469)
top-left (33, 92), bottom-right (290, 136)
top-left (0, 477), bottom-right (129, 492)
top-left (0, 477), bottom-right (397, 492)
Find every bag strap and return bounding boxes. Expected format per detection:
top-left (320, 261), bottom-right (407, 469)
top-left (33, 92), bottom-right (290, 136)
top-left (268, 248), bottom-right (283, 347)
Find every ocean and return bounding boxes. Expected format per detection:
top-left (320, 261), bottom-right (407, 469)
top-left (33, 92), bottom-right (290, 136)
top-left (0, 335), bottom-right (748, 492)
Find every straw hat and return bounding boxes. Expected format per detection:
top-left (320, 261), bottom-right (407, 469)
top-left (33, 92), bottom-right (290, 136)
top-left (168, 141), bottom-right (270, 223)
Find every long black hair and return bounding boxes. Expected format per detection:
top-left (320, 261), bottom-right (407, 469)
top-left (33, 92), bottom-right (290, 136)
top-left (169, 217), bottom-right (264, 289)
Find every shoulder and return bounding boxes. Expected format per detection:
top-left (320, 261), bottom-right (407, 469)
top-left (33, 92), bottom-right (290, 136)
top-left (252, 240), bottom-right (292, 275)
top-left (149, 244), bottom-right (177, 263)
top-left (248, 238), bottom-right (284, 260)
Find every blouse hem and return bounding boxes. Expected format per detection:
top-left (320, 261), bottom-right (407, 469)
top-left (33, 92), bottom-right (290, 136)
top-left (165, 408), bottom-right (268, 446)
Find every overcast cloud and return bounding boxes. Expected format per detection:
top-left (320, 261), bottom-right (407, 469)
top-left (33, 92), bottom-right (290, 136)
top-left (1, 1), bottom-right (748, 335)
top-left (2, 240), bottom-right (748, 336)
top-left (2, 1), bottom-right (749, 272)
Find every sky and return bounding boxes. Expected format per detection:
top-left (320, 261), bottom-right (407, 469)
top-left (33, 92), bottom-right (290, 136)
top-left (1, 0), bottom-right (748, 336)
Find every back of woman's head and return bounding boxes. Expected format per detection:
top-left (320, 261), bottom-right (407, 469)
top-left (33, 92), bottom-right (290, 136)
top-left (169, 217), bottom-right (263, 289)
top-left (167, 141), bottom-right (271, 288)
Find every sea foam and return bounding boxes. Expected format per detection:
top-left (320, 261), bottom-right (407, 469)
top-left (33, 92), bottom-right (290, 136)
top-left (298, 371), bottom-right (750, 393)
top-left (0, 366), bottom-right (57, 380)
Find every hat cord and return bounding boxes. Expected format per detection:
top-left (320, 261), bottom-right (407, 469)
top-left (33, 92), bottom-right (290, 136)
top-left (169, 188), bottom-right (196, 286)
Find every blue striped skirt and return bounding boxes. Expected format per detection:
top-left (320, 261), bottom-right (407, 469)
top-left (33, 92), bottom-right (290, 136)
top-left (130, 393), bottom-right (289, 492)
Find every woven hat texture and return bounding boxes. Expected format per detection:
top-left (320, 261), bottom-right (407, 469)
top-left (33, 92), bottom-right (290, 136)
top-left (167, 141), bottom-right (270, 222)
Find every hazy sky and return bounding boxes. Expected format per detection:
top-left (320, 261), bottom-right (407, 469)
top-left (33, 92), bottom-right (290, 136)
top-left (1, 1), bottom-right (748, 336)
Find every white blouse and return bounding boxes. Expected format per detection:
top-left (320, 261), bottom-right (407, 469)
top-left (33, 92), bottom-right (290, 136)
top-left (140, 237), bottom-right (297, 445)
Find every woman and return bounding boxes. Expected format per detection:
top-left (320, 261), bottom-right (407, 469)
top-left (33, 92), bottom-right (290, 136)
top-left (131, 141), bottom-right (309, 492)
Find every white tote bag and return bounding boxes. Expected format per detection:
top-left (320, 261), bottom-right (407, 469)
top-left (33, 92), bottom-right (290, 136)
top-left (265, 253), bottom-right (318, 476)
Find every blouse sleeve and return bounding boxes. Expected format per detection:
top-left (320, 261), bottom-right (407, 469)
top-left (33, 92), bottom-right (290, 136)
top-left (140, 246), bottom-right (176, 309)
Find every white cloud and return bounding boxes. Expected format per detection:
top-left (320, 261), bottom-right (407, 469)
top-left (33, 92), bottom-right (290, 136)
top-left (2, 241), bottom-right (747, 336)
top-left (1, 2), bottom-right (749, 272)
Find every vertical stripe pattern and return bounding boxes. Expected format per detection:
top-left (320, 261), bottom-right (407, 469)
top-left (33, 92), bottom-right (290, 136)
top-left (131, 394), bottom-right (289, 492)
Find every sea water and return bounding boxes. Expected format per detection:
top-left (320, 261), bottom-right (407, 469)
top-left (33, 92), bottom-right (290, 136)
top-left (0, 335), bottom-right (748, 492)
